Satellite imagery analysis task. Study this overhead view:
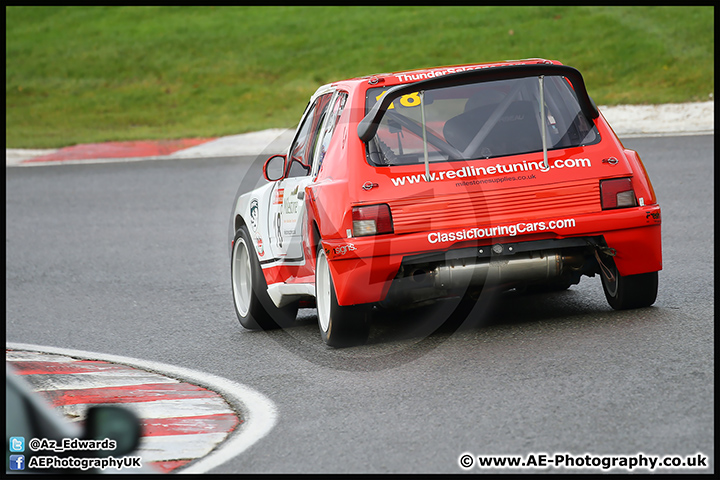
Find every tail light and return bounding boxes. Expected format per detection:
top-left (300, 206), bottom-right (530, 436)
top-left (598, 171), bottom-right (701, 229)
top-left (601, 178), bottom-right (637, 209)
top-left (352, 204), bottom-right (394, 236)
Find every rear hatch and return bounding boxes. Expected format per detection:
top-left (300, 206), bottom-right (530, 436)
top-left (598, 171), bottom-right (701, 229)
top-left (358, 68), bottom-right (631, 236)
top-left (378, 146), bottom-right (630, 236)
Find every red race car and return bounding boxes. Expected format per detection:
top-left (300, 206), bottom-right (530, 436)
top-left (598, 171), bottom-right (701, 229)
top-left (230, 58), bottom-right (662, 347)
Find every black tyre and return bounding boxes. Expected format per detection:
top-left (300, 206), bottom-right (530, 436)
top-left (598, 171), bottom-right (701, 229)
top-left (231, 226), bottom-right (298, 329)
top-left (600, 257), bottom-right (658, 310)
top-left (315, 245), bottom-right (370, 347)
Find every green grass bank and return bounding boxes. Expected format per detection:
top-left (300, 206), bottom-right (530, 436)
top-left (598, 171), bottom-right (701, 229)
top-left (6, 6), bottom-right (714, 148)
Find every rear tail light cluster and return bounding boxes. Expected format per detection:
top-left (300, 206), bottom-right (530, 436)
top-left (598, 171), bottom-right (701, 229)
top-left (352, 204), bottom-right (393, 237)
top-left (600, 178), bottom-right (637, 210)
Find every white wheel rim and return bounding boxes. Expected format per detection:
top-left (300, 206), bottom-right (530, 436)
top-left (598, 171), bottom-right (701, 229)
top-left (316, 249), bottom-right (332, 333)
top-left (232, 237), bottom-right (252, 317)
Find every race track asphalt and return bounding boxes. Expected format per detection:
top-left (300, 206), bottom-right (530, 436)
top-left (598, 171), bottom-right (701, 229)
top-left (5, 101), bottom-right (713, 473)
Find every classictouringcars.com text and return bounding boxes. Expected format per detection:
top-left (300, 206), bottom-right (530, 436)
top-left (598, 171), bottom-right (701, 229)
top-left (428, 218), bottom-right (576, 244)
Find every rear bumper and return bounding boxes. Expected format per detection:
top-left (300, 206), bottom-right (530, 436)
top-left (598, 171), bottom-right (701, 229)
top-left (323, 205), bottom-right (661, 306)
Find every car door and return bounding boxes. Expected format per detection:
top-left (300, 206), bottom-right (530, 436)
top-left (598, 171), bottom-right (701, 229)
top-left (268, 90), bottom-right (334, 266)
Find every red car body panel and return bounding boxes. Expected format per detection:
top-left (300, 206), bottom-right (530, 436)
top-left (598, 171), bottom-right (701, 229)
top-left (236, 59), bottom-right (662, 309)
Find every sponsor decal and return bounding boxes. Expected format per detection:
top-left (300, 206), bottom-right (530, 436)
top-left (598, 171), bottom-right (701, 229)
top-left (249, 199), bottom-right (259, 231)
top-left (646, 210), bottom-right (661, 223)
top-left (392, 62), bottom-right (529, 84)
top-left (325, 243), bottom-right (357, 260)
top-left (456, 174), bottom-right (536, 187)
top-left (390, 158), bottom-right (592, 187)
top-left (275, 212), bottom-right (283, 249)
top-left (428, 218), bottom-right (577, 244)
top-left (283, 189), bottom-right (300, 214)
top-left (334, 243), bottom-right (357, 256)
top-left (249, 198), bottom-right (265, 256)
top-left (274, 188), bottom-right (284, 205)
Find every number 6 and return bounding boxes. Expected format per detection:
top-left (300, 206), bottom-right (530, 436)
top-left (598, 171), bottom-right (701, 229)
top-left (400, 92), bottom-right (421, 107)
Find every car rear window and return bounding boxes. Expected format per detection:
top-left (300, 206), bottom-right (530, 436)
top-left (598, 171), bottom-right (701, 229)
top-left (364, 75), bottom-right (600, 166)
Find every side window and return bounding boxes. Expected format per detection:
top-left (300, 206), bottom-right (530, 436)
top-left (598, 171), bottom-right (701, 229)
top-left (287, 92), bottom-right (333, 178)
top-left (312, 92), bottom-right (348, 175)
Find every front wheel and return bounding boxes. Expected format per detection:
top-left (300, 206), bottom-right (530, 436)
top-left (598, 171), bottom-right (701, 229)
top-left (600, 257), bottom-right (658, 310)
top-left (231, 226), bottom-right (298, 330)
top-left (315, 245), bottom-right (370, 347)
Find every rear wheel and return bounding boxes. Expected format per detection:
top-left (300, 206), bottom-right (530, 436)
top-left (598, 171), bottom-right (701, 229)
top-left (231, 226), bottom-right (298, 329)
top-left (600, 257), bottom-right (658, 310)
top-left (315, 245), bottom-right (370, 347)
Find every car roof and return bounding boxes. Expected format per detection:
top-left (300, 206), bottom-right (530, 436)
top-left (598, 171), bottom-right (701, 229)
top-left (318, 58), bottom-right (563, 93)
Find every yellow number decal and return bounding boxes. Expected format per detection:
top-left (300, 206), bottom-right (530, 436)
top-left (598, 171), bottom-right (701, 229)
top-left (399, 92), bottom-right (421, 107)
top-left (375, 91), bottom-right (395, 110)
top-left (375, 91), bottom-right (422, 109)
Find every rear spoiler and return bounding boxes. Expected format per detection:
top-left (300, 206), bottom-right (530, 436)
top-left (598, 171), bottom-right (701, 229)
top-left (357, 64), bottom-right (599, 143)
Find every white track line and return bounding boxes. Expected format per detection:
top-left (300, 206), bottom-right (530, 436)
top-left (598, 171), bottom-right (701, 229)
top-left (17, 371), bottom-right (180, 391)
top-left (57, 397), bottom-right (235, 422)
top-left (6, 342), bottom-right (278, 474)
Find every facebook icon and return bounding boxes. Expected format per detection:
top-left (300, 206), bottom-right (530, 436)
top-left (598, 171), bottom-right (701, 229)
top-left (9, 455), bottom-right (25, 471)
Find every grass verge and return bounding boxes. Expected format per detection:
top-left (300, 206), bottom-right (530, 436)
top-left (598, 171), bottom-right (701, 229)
top-left (6, 6), bottom-right (714, 148)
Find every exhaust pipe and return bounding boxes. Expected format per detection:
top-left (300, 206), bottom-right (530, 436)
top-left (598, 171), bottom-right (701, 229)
top-left (382, 249), bottom-right (585, 306)
top-left (434, 251), bottom-right (563, 288)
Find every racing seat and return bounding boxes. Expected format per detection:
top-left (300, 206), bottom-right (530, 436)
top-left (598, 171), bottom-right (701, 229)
top-left (443, 100), bottom-right (543, 158)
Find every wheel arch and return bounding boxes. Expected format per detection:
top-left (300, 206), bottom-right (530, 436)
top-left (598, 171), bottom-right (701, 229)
top-left (235, 214), bottom-right (248, 235)
top-left (304, 191), bottom-right (323, 267)
top-left (311, 221), bottom-right (322, 256)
